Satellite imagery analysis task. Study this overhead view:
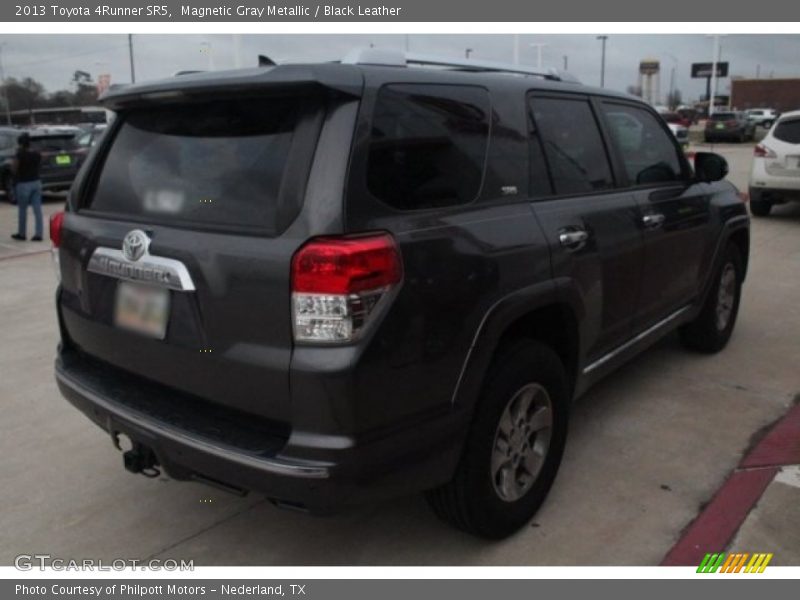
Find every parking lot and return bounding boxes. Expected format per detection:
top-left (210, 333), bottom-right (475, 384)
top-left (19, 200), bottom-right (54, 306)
top-left (1, 141), bottom-right (798, 566)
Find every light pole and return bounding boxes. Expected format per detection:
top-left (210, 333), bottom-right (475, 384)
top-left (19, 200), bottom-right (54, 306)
top-left (707, 34), bottom-right (726, 117)
top-left (465, 48), bottom-right (473, 59)
top-left (0, 43), bottom-right (11, 125)
top-left (127, 34), bottom-right (136, 83)
top-left (597, 35), bottom-right (608, 88)
top-left (563, 55), bottom-right (568, 71)
top-left (512, 35), bottom-right (520, 65)
top-left (528, 43), bottom-right (548, 69)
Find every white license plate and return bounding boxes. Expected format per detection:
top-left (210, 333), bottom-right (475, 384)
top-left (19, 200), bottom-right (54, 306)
top-left (788, 156), bottom-right (800, 170)
top-left (114, 281), bottom-right (170, 339)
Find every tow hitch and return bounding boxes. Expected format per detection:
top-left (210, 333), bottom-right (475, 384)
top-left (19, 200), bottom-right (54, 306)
top-left (113, 432), bottom-right (161, 478)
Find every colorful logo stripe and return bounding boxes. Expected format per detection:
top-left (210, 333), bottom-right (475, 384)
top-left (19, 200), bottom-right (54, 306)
top-left (697, 552), bottom-right (773, 573)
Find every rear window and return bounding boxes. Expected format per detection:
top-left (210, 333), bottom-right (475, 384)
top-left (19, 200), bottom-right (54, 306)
top-left (710, 113), bottom-right (737, 121)
top-left (30, 136), bottom-right (76, 152)
top-left (87, 97), bottom-right (303, 231)
top-left (773, 118), bottom-right (800, 144)
top-left (367, 84), bottom-right (490, 210)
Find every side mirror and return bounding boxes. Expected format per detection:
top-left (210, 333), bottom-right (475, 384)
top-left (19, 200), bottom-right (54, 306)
top-left (694, 152), bottom-right (728, 182)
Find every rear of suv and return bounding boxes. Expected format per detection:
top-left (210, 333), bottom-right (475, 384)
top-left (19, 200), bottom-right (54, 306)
top-left (53, 51), bottom-right (750, 538)
top-left (749, 109), bottom-right (800, 216)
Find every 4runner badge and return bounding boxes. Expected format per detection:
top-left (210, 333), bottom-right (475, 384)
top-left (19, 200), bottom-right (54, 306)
top-left (122, 230), bottom-right (150, 262)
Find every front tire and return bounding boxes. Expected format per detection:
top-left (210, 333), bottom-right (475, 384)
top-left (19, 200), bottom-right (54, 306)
top-left (679, 244), bottom-right (743, 353)
top-left (426, 340), bottom-right (569, 539)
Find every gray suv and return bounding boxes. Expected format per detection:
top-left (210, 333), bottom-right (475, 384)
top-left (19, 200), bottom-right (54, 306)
top-left (52, 51), bottom-right (750, 538)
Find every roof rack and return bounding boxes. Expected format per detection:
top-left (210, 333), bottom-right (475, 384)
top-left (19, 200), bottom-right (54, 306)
top-left (341, 48), bottom-right (580, 83)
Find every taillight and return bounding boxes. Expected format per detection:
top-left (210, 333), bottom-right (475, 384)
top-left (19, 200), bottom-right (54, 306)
top-left (291, 233), bottom-right (403, 343)
top-left (49, 210), bottom-right (65, 281)
top-left (754, 144), bottom-right (776, 158)
top-left (49, 211), bottom-right (65, 247)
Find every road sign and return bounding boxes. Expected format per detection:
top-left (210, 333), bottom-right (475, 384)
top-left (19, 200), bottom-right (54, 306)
top-left (692, 62), bottom-right (729, 78)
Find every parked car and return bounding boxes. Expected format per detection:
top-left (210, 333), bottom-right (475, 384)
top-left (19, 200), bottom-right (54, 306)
top-left (748, 109), bottom-right (800, 216)
top-left (705, 111), bottom-right (756, 143)
top-left (661, 111), bottom-right (692, 128)
top-left (659, 113), bottom-right (690, 150)
top-left (51, 51), bottom-right (750, 539)
top-left (1, 129), bottom-right (85, 202)
top-left (0, 127), bottom-right (20, 199)
top-left (745, 108), bottom-right (779, 129)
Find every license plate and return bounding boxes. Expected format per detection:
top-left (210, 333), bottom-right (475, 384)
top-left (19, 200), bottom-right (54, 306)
top-left (114, 281), bottom-right (170, 339)
top-left (715, 123), bottom-right (725, 130)
top-left (55, 154), bottom-right (72, 166)
top-left (788, 156), bottom-right (800, 170)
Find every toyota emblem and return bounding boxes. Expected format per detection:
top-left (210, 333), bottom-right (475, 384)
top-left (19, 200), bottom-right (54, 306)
top-left (122, 230), bottom-right (150, 262)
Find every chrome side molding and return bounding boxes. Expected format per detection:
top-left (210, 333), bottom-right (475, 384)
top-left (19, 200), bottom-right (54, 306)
top-left (87, 247), bottom-right (196, 291)
top-left (582, 305), bottom-right (692, 375)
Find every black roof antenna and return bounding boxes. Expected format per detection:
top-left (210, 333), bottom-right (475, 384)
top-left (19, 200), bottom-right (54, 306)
top-left (258, 55), bottom-right (277, 67)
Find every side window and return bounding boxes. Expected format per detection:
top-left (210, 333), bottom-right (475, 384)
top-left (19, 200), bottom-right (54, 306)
top-left (367, 84), bottom-right (490, 210)
top-left (529, 96), bottom-right (614, 195)
top-left (602, 103), bottom-right (683, 185)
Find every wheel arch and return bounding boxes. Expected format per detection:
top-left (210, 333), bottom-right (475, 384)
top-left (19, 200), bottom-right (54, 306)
top-left (451, 281), bottom-right (582, 414)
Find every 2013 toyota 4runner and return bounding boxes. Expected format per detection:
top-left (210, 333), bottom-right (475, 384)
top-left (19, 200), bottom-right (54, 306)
top-left (52, 50), bottom-right (750, 538)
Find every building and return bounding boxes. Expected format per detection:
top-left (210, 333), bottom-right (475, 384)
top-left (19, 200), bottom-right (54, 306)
top-left (731, 78), bottom-right (800, 112)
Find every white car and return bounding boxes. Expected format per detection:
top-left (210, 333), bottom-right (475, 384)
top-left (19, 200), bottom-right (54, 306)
top-left (745, 108), bottom-right (779, 129)
top-left (748, 109), bottom-right (800, 216)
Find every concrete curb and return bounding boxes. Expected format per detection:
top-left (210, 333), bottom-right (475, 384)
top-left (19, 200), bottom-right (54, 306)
top-left (661, 403), bottom-right (800, 566)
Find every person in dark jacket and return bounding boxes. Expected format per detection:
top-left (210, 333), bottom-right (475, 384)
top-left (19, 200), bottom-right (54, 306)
top-left (11, 133), bottom-right (43, 241)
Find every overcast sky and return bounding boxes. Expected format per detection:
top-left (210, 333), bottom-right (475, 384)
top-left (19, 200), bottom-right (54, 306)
top-left (1, 34), bottom-right (799, 102)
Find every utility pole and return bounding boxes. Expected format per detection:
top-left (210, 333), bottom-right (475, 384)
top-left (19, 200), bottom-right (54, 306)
top-left (597, 35), bottom-right (608, 88)
top-left (128, 34), bottom-right (136, 83)
top-left (0, 43), bottom-right (11, 125)
top-left (563, 55), bottom-right (568, 71)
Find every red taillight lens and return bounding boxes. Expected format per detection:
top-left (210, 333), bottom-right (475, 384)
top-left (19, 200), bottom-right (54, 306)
top-left (291, 233), bottom-right (403, 343)
top-left (754, 144), bottom-right (776, 158)
top-left (49, 211), bottom-right (65, 247)
top-left (292, 234), bottom-right (402, 295)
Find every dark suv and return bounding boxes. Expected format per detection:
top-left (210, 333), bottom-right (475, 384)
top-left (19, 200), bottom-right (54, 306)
top-left (52, 51), bottom-right (750, 539)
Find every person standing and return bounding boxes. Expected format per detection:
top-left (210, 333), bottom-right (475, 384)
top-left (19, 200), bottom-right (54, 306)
top-left (11, 133), bottom-right (43, 241)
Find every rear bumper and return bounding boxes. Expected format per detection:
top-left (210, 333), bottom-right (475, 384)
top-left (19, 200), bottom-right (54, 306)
top-left (55, 346), bottom-right (465, 512)
top-left (749, 159), bottom-right (800, 197)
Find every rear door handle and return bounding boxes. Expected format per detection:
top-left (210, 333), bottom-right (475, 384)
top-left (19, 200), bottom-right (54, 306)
top-left (558, 229), bottom-right (589, 249)
top-left (642, 213), bottom-right (666, 229)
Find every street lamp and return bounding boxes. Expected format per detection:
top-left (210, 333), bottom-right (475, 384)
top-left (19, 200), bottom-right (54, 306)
top-left (597, 35), bottom-right (608, 88)
top-left (665, 52), bottom-right (678, 109)
top-left (528, 43), bottom-right (548, 69)
top-left (465, 48), bottom-right (473, 59)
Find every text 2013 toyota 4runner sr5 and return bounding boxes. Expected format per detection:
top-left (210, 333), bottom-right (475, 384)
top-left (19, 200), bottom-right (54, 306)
top-left (52, 50), bottom-right (749, 538)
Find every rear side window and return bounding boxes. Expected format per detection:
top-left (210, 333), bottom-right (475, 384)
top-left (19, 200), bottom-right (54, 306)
top-left (602, 103), bottom-right (683, 185)
top-left (529, 97), bottom-right (614, 195)
top-left (30, 136), bottom-right (76, 152)
top-left (773, 118), bottom-right (800, 144)
top-left (87, 97), bottom-right (303, 232)
top-left (367, 84), bottom-right (490, 210)
top-left (711, 112), bottom-right (736, 121)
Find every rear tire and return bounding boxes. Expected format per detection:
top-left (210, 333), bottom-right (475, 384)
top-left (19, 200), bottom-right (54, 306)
top-left (762, 120), bottom-right (773, 129)
top-left (426, 340), bottom-right (569, 539)
top-left (679, 244), bottom-right (742, 353)
top-left (749, 196), bottom-right (772, 217)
